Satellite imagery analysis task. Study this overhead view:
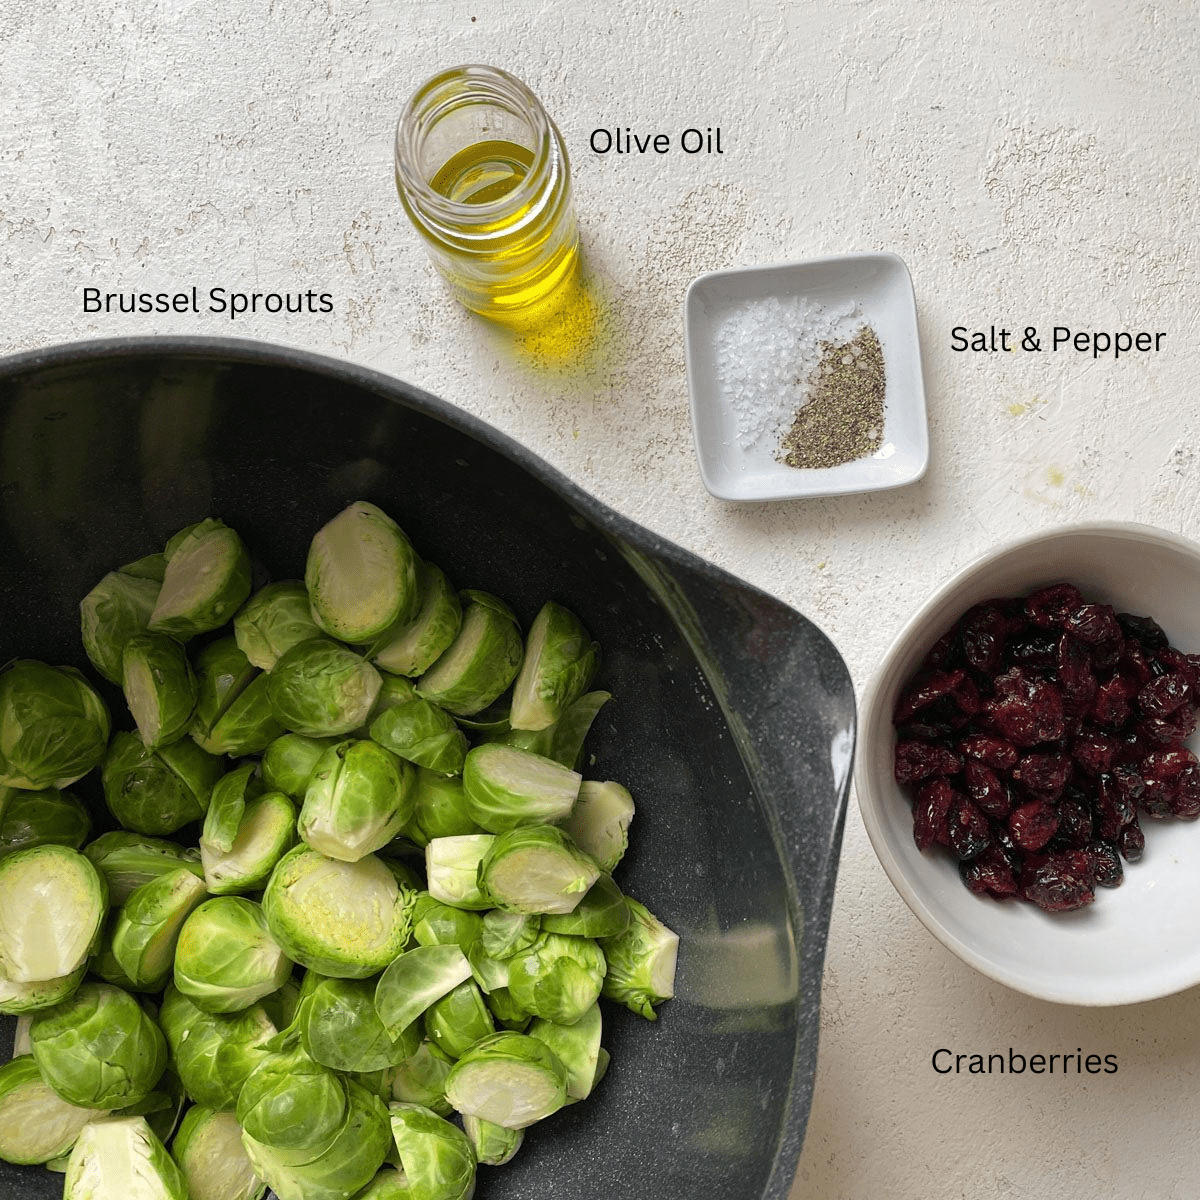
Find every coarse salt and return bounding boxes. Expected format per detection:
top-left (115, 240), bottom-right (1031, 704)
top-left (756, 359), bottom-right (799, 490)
top-left (713, 295), bottom-right (864, 449)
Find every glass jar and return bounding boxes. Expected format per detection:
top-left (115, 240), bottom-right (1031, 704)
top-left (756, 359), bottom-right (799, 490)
top-left (394, 65), bottom-right (581, 326)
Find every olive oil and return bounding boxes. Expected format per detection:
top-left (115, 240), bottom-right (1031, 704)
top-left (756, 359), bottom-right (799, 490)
top-left (396, 67), bottom-right (581, 327)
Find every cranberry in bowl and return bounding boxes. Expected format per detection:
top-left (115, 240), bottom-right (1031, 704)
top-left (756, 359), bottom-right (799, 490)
top-left (856, 523), bottom-right (1200, 1006)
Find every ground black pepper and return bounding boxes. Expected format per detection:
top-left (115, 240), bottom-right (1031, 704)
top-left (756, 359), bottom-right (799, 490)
top-left (778, 324), bottom-right (886, 469)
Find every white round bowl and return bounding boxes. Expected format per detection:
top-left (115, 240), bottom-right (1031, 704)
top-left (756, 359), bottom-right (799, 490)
top-left (856, 522), bottom-right (1200, 1006)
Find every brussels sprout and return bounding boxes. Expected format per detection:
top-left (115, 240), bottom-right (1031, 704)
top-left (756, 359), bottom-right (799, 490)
top-left (102, 731), bottom-right (223, 836)
top-left (173, 897), bottom-right (292, 1014)
top-left (299, 739), bottom-right (415, 863)
top-left (387, 1102), bottom-right (477, 1200)
top-left (598, 897), bottom-right (678, 1020)
top-left (242, 1078), bottom-right (391, 1200)
top-left (509, 602), bottom-right (598, 732)
top-left (423, 979), bottom-right (495, 1059)
top-left (461, 744), bottom-right (581, 834)
top-left (0, 660), bottom-right (111, 791)
top-left (374, 945), bottom-right (473, 1040)
top-left (367, 562), bottom-right (462, 677)
top-left (128, 1065), bottom-right (188, 1149)
top-left (234, 581), bottom-right (323, 671)
top-left (30, 982), bottom-right (166, 1109)
top-left (0, 1055), bottom-right (101, 1165)
top-left (463, 1113), bottom-right (523, 1167)
top-left (83, 831), bottom-right (204, 906)
top-left (369, 698), bottom-right (469, 776)
top-left (200, 791), bottom-right (297, 895)
top-left (122, 633), bottom-right (197, 749)
top-left (80, 565), bottom-right (163, 685)
top-left (260, 732), bottom-right (338, 799)
top-left (416, 591), bottom-right (523, 717)
top-left (504, 933), bottom-right (606, 1025)
top-left (478, 910), bottom-right (541, 960)
top-left (158, 988), bottom-right (276, 1110)
top-left (527, 1001), bottom-right (603, 1100)
top-left (201, 764), bottom-right (262, 857)
top-left (149, 518), bottom-right (253, 641)
top-left (170, 1106), bottom-right (266, 1200)
top-left (0, 844), bottom-right (106, 984)
top-left (306, 502), bottom-right (421, 644)
top-left (540, 873), bottom-right (630, 939)
top-left (390, 1040), bottom-right (454, 1116)
top-left (189, 638), bottom-right (258, 747)
top-left (478, 825), bottom-right (600, 916)
top-left (405, 770), bottom-right (484, 849)
top-left (267, 639), bottom-right (382, 738)
top-left (262, 845), bottom-right (415, 978)
top-left (236, 1042), bottom-right (347, 1155)
top-left (63, 1115), bottom-right (188, 1200)
top-left (0, 963), bottom-right (86, 1015)
top-left (558, 779), bottom-right (634, 874)
top-left (111, 867), bottom-right (209, 992)
top-left (500, 689), bottom-right (611, 770)
top-left (411, 893), bottom-right (485, 953)
top-left (424, 835), bottom-right (494, 911)
top-left (443, 1031), bottom-right (568, 1129)
top-left (196, 674), bottom-right (284, 758)
top-left (299, 975), bottom-right (422, 1073)
top-left (0, 785), bottom-right (91, 860)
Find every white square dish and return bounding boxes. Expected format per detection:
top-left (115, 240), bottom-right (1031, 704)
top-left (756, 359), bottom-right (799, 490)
top-left (683, 252), bottom-right (930, 502)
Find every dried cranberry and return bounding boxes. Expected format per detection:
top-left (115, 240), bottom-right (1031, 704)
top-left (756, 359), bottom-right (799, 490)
top-left (985, 681), bottom-right (1066, 747)
top-left (894, 739), bottom-right (961, 785)
top-left (894, 668), bottom-right (970, 723)
top-left (1012, 751), bottom-right (1071, 800)
top-left (948, 796), bottom-right (992, 860)
top-left (1117, 819), bottom-right (1145, 862)
top-left (1008, 800), bottom-right (1061, 851)
top-left (1118, 641), bottom-right (1154, 687)
top-left (1007, 632), bottom-right (1060, 670)
top-left (1025, 583), bottom-right (1085, 629)
top-left (1118, 612), bottom-right (1169, 652)
top-left (1057, 634), bottom-right (1098, 717)
top-left (960, 847), bottom-right (1020, 899)
top-left (1094, 770), bottom-right (1140, 840)
top-left (964, 759), bottom-right (1011, 819)
top-left (1090, 676), bottom-right (1134, 730)
top-left (1052, 790), bottom-right (1094, 851)
top-left (1020, 849), bottom-right (1096, 912)
top-left (1071, 730), bottom-right (1121, 776)
top-left (1086, 840), bottom-right (1123, 887)
top-left (957, 732), bottom-right (1020, 771)
top-left (1140, 706), bottom-right (1198, 746)
top-left (958, 603), bottom-right (1010, 675)
top-left (1172, 766), bottom-right (1200, 820)
top-left (1138, 672), bottom-right (1192, 718)
top-left (912, 778), bottom-right (957, 851)
top-left (1065, 602), bottom-right (1122, 646)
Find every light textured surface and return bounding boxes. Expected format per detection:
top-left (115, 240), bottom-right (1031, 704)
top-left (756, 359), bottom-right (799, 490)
top-left (4, 1), bottom-right (1199, 1196)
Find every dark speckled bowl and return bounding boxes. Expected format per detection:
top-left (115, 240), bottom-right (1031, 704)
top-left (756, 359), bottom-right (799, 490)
top-left (0, 338), bottom-right (854, 1200)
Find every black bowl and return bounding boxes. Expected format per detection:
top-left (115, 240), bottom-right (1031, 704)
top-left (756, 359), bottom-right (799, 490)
top-left (0, 337), bottom-right (854, 1200)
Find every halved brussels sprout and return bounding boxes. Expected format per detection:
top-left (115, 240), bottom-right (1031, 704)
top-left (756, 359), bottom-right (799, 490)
top-left (443, 1031), bottom-right (568, 1130)
top-left (149, 518), bottom-right (253, 641)
top-left (173, 897), bottom-right (292, 1014)
top-left (305, 502), bottom-right (420, 644)
top-left (241, 1077), bottom-right (391, 1200)
top-left (478, 825), bottom-right (600, 916)
top-left (0, 844), bottom-right (106, 984)
top-left (423, 979), bottom-right (495, 1059)
top-left (0, 785), bottom-right (91, 860)
top-left (461, 744), bottom-right (581, 833)
top-left (200, 791), bottom-right (297, 895)
top-left (298, 975), bottom-right (422, 1074)
top-left (111, 866), bottom-right (209, 992)
top-left (0, 963), bottom-right (86, 1016)
top-left (499, 689), bottom-right (611, 770)
top-left (122, 632), bottom-right (197, 749)
top-left (236, 1043), bottom-right (347, 1156)
top-left (599, 896), bottom-right (679, 1020)
top-left (461, 1112), bottom-right (523, 1167)
top-left (30, 982), bottom-right (167, 1110)
top-left (83, 832), bottom-right (204, 907)
top-left (260, 732), bottom-right (338, 799)
top-left (80, 564), bottom-right (163, 685)
top-left (410, 893), bottom-right (484, 954)
top-left (102, 732), bottom-right (223, 836)
top-left (201, 764), bottom-right (262, 857)
top-left (234, 581), bottom-right (322, 671)
top-left (558, 779), bottom-right (634, 874)
top-left (267, 639), bottom-right (382, 738)
top-left (405, 770), bottom-right (484, 849)
top-left (158, 987), bottom-right (276, 1111)
top-left (390, 1040), bottom-right (455, 1116)
top-left (0, 660), bottom-right (111, 791)
top-left (366, 561), bottom-right (462, 677)
top-left (299, 739), bottom-right (415, 863)
top-left (387, 1101), bottom-right (477, 1200)
top-left (540, 873), bottom-right (630, 939)
top-left (508, 602), bottom-right (598, 732)
top-left (262, 846), bottom-right (415, 979)
top-left (479, 910), bottom-right (542, 959)
top-left (63, 1115), bottom-right (188, 1200)
top-left (503, 932), bottom-right (606, 1025)
top-left (188, 638), bottom-right (257, 748)
top-left (368, 698), bottom-right (468, 776)
top-left (195, 674), bottom-right (283, 758)
top-left (170, 1106), bottom-right (265, 1200)
top-left (527, 1001), bottom-right (603, 1100)
top-left (424, 835), bottom-right (495, 911)
top-left (0, 1055), bottom-right (101, 1165)
top-left (416, 591), bottom-right (523, 717)
top-left (374, 944), bottom-right (473, 1041)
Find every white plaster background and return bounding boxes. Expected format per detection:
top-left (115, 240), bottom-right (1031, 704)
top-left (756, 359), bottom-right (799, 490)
top-left (3, 0), bottom-right (1199, 1195)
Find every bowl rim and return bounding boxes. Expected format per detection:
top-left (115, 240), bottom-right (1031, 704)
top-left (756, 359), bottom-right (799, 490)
top-left (855, 519), bottom-right (1200, 1005)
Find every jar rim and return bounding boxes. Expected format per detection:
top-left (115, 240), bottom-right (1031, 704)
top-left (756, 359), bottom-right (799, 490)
top-left (395, 64), bottom-right (563, 225)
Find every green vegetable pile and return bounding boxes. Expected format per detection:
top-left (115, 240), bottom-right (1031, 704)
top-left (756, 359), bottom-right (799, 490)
top-left (0, 501), bottom-right (679, 1200)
